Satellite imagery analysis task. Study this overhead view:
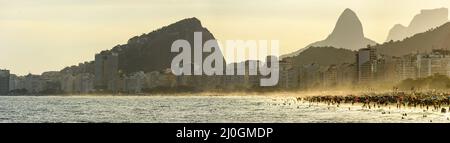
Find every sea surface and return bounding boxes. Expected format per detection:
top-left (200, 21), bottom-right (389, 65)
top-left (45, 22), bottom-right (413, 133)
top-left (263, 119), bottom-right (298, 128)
top-left (0, 95), bottom-right (449, 123)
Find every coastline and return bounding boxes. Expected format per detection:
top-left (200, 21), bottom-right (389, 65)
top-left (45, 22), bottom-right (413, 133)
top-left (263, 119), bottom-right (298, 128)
top-left (3, 89), bottom-right (449, 97)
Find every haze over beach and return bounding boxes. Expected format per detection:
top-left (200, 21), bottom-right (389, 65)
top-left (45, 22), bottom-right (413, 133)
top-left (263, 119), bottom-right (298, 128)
top-left (1, 0), bottom-right (450, 75)
top-left (2, 0), bottom-right (450, 125)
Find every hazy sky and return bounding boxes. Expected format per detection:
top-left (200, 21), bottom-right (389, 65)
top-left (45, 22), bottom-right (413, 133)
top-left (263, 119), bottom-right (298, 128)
top-left (1, 0), bottom-right (449, 75)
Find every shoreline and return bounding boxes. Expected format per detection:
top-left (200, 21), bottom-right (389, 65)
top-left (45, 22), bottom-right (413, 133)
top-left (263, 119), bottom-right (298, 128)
top-left (0, 90), bottom-right (371, 97)
top-left (2, 90), bottom-right (450, 97)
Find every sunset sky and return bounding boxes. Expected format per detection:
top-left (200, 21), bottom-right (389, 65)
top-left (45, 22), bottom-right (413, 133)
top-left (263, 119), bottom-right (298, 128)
top-left (1, 0), bottom-right (449, 75)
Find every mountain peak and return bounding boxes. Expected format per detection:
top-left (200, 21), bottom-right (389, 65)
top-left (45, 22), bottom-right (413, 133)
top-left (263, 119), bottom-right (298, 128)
top-left (114, 17), bottom-right (221, 74)
top-left (343, 8), bottom-right (356, 15)
top-left (281, 8), bottom-right (376, 58)
top-left (172, 17), bottom-right (202, 28)
top-left (328, 8), bottom-right (364, 40)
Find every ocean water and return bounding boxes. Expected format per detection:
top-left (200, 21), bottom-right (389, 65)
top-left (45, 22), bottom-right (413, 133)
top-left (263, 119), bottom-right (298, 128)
top-left (0, 95), bottom-right (449, 123)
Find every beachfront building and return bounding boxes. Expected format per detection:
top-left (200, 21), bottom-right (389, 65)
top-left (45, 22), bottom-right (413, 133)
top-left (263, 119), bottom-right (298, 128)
top-left (242, 60), bottom-right (262, 89)
top-left (374, 55), bottom-right (399, 83)
top-left (8, 74), bottom-right (17, 92)
top-left (323, 65), bottom-right (338, 87)
top-left (322, 63), bottom-right (357, 88)
top-left (60, 74), bottom-right (75, 93)
top-left (60, 61), bottom-right (95, 76)
top-left (144, 69), bottom-right (177, 90)
top-left (41, 71), bottom-right (62, 93)
top-left (73, 73), bottom-right (95, 94)
top-left (222, 62), bottom-right (255, 90)
top-left (278, 58), bottom-right (299, 89)
top-left (356, 47), bottom-right (377, 84)
top-left (337, 63), bottom-right (357, 87)
top-left (416, 50), bottom-right (450, 78)
top-left (23, 74), bottom-right (45, 94)
top-left (8, 74), bottom-right (27, 92)
top-left (123, 71), bottom-right (146, 93)
top-left (0, 69), bottom-right (10, 95)
top-left (393, 55), bottom-right (418, 81)
top-left (94, 51), bottom-right (119, 91)
top-left (298, 63), bottom-right (323, 90)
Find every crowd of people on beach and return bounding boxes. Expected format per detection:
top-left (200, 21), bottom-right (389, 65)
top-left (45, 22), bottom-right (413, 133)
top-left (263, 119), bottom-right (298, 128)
top-left (297, 91), bottom-right (450, 113)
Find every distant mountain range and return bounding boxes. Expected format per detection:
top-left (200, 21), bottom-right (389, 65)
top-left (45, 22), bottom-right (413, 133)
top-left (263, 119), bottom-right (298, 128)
top-left (376, 21), bottom-right (450, 56)
top-left (284, 8), bottom-right (450, 68)
top-left (386, 8), bottom-right (448, 42)
top-left (282, 8), bottom-right (377, 58)
top-left (61, 8), bottom-right (450, 75)
top-left (288, 21), bottom-right (450, 67)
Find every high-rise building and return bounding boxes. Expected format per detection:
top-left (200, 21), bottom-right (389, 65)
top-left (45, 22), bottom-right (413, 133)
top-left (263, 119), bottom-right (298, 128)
top-left (74, 73), bottom-right (95, 94)
top-left (8, 74), bottom-right (17, 91)
top-left (123, 71), bottom-right (146, 93)
top-left (336, 63), bottom-right (357, 86)
top-left (278, 58), bottom-right (299, 89)
top-left (322, 63), bottom-right (357, 88)
top-left (394, 55), bottom-right (417, 81)
top-left (374, 55), bottom-right (398, 83)
top-left (356, 47), bottom-right (377, 84)
top-left (94, 51), bottom-right (119, 91)
top-left (60, 74), bottom-right (75, 93)
top-left (0, 69), bottom-right (10, 95)
top-left (24, 74), bottom-right (44, 94)
top-left (324, 65), bottom-right (338, 87)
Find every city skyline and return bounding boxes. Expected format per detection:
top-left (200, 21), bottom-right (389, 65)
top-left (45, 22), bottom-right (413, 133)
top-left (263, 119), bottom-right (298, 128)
top-left (1, 0), bottom-right (450, 75)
